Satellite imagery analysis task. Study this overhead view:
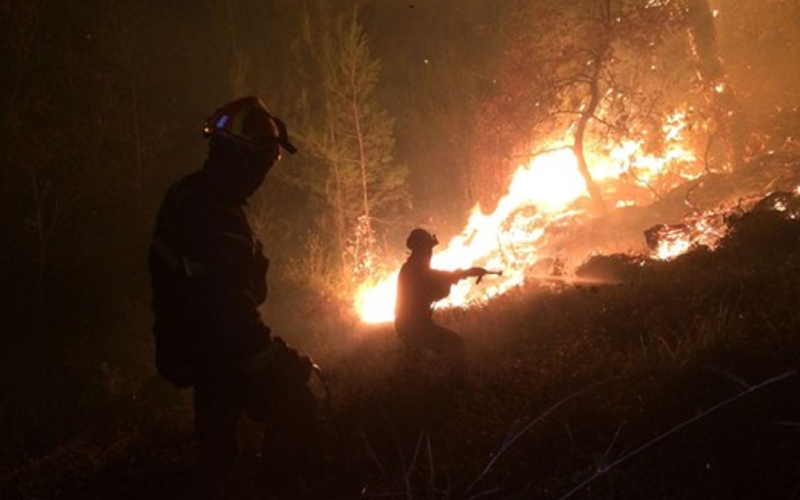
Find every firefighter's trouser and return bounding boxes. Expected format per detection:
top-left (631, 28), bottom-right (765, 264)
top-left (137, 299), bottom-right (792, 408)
top-left (193, 369), bottom-right (317, 485)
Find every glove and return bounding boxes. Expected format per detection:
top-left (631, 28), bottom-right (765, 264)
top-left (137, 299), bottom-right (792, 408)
top-left (269, 337), bottom-right (313, 387)
top-left (241, 337), bottom-right (313, 421)
top-left (461, 266), bottom-right (487, 279)
top-left (468, 266), bottom-right (487, 277)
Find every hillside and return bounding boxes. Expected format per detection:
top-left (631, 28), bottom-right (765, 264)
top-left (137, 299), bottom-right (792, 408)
top-left (3, 192), bottom-right (800, 499)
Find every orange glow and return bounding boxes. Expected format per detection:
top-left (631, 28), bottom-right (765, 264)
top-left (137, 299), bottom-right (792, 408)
top-left (651, 185), bottom-right (800, 260)
top-left (354, 272), bottom-right (398, 324)
top-left (650, 211), bottom-right (728, 261)
top-left (355, 110), bottom-right (703, 323)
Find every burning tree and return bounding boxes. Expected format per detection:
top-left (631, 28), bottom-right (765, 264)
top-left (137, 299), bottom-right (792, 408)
top-left (473, 0), bottom-right (709, 212)
top-left (308, 0), bottom-right (800, 325)
top-left (354, 0), bottom-right (761, 322)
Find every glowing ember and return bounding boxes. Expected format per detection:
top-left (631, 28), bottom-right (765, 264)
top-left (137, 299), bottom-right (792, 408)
top-left (355, 110), bottom-right (703, 323)
top-left (644, 215), bottom-right (728, 261)
top-left (646, 187), bottom-right (800, 261)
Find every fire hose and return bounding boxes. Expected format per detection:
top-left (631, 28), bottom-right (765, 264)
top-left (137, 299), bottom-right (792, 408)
top-left (476, 269), bottom-right (503, 284)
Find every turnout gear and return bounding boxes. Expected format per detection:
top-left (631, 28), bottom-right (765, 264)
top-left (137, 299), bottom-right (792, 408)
top-left (394, 264), bottom-right (489, 328)
top-left (148, 98), bottom-right (317, 488)
top-left (243, 337), bottom-right (315, 421)
top-left (149, 169), bottom-right (272, 387)
top-left (395, 228), bottom-right (496, 380)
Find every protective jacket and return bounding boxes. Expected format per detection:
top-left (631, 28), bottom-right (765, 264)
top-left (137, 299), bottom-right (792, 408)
top-left (149, 166), bottom-right (270, 386)
top-left (394, 255), bottom-right (461, 334)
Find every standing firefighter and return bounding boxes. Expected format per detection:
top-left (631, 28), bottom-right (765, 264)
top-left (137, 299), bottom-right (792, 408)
top-left (148, 96), bottom-right (316, 493)
top-left (394, 228), bottom-right (488, 377)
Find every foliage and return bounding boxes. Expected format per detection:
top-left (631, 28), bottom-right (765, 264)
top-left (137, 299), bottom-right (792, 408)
top-left (292, 5), bottom-right (409, 281)
top-left (4, 186), bottom-right (800, 500)
top-left (361, 0), bottom-right (508, 229)
top-left (1, 1), bottom-right (799, 498)
top-left (473, 0), bottom-right (704, 210)
top-left (281, 228), bottom-right (343, 303)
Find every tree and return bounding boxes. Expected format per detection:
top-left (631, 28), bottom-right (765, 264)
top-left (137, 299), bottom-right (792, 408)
top-left (0, 0), bottom-right (98, 309)
top-left (571, 0), bottom-right (614, 214)
top-left (686, 0), bottom-right (747, 171)
top-left (364, 0), bottom-right (507, 229)
top-left (474, 0), bottom-right (696, 213)
top-left (297, 5), bottom-right (409, 283)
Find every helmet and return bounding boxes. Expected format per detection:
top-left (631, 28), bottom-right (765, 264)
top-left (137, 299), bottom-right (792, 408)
top-left (203, 96), bottom-right (297, 154)
top-left (406, 228), bottom-right (439, 251)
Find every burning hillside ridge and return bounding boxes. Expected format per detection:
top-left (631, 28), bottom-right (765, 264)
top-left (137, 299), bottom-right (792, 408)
top-left (354, 110), bottom-right (800, 324)
top-left (353, 111), bottom-right (699, 323)
top-left (347, 0), bottom-right (800, 325)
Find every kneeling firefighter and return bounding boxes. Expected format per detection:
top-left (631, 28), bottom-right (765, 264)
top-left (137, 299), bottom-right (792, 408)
top-left (394, 228), bottom-right (490, 377)
top-left (148, 96), bottom-right (317, 491)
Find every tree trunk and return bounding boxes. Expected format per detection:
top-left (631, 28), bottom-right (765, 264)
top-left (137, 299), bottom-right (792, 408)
top-left (573, 0), bottom-right (610, 216)
top-left (574, 57), bottom-right (608, 216)
top-left (686, 0), bottom-right (747, 171)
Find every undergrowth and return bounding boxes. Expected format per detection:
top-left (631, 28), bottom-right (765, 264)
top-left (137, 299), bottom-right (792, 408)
top-left (3, 210), bottom-right (800, 499)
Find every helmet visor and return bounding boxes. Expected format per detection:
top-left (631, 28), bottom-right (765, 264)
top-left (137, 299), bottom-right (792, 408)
top-left (203, 97), bottom-right (297, 155)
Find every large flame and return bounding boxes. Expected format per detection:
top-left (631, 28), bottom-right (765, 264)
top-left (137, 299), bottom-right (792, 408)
top-left (356, 110), bottom-right (702, 323)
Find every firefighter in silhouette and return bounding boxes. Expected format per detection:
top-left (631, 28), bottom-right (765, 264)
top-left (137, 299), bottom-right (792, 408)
top-left (148, 96), bottom-right (316, 493)
top-left (394, 228), bottom-right (489, 374)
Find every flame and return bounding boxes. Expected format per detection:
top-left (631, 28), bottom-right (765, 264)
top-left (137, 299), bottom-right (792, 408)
top-left (354, 272), bottom-right (399, 324)
top-left (651, 186), bottom-right (800, 260)
top-left (355, 110), bottom-right (703, 323)
top-left (653, 230), bottom-right (694, 260)
top-left (650, 192), bottom-right (800, 261)
top-left (355, 148), bottom-right (584, 323)
top-left (648, 210), bottom-right (730, 261)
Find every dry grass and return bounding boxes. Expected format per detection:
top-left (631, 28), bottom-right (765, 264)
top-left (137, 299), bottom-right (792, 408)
top-left (3, 211), bottom-right (800, 499)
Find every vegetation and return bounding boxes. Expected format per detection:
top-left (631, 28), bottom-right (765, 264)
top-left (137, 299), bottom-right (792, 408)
top-left (473, 0), bottom-right (714, 213)
top-left (294, 4), bottom-right (409, 286)
top-left (2, 0), bottom-right (800, 498)
top-left (3, 196), bottom-right (800, 499)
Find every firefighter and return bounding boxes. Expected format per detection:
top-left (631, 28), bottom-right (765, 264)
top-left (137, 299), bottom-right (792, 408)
top-left (148, 96), bottom-right (316, 493)
top-left (394, 228), bottom-right (488, 376)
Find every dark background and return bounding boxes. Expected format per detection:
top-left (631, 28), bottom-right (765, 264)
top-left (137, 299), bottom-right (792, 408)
top-left (1, 0), bottom-right (799, 474)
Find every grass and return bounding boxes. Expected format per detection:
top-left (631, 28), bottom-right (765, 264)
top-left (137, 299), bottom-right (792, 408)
top-left (3, 210), bottom-right (800, 499)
